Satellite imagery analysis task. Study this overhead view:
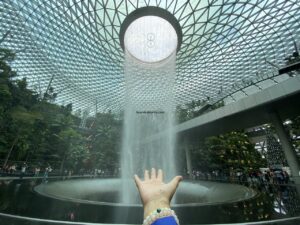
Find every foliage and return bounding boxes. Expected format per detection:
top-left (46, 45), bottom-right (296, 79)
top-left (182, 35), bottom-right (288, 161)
top-left (190, 131), bottom-right (267, 173)
top-left (176, 99), bottom-right (224, 123)
top-left (290, 116), bottom-right (300, 136)
top-left (189, 142), bottom-right (213, 172)
top-left (285, 49), bottom-right (300, 75)
top-left (286, 53), bottom-right (300, 65)
top-left (0, 47), bottom-right (122, 173)
top-left (0, 49), bottom-right (40, 161)
top-left (85, 112), bottom-right (121, 171)
top-left (289, 116), bottom-right (300, 158)
top-left (0, 48), bottom-right (91, 171)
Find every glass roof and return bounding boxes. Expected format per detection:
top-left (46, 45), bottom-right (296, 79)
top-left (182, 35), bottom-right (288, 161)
top-left (0, 0), bottom-right (299, 113)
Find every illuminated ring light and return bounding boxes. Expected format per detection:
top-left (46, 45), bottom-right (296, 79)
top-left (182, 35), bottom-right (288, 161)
top-left (120, 7), bottom-right (182, 63)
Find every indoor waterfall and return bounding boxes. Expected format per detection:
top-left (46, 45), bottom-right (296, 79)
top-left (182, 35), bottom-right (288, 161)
top-left (121, 51), bottom-right (177, 204)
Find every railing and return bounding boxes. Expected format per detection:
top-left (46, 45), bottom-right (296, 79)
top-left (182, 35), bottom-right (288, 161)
top-left (0, 176), bottom-right (299, 225)
top-left (0, 160), bottom-right (118, 178)
top-left (0, 212), bottom-right (299, 225)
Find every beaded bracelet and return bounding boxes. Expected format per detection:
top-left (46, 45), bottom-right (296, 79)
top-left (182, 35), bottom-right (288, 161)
top-left (142, 208), bottom-right (179, 225)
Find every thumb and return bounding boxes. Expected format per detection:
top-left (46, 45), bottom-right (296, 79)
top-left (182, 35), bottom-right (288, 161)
top-left (169, 176), bottom-right (183, 189)
top-left (134, 174), bottom-right (142, 189)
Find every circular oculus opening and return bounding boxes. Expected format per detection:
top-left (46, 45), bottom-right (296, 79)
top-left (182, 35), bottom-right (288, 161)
top-left (124, 15), bottom-right (178, 63)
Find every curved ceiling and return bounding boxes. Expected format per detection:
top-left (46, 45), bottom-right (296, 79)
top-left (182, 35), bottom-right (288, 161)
top-left (0, 0), bottom-right (299, 113)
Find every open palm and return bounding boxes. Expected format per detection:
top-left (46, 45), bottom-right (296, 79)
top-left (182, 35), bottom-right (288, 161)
top-left (134, 168), bottom-right (182, 218)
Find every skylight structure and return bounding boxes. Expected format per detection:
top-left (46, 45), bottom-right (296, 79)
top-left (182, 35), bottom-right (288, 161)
top-left (0, 0), bottom-right (299, 113)
top-left (124, 16), bottom-right (178, 63)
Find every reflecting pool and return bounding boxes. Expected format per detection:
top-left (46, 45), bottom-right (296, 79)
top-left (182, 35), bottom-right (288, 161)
top-left (0, 178), bottom-right (300, 224)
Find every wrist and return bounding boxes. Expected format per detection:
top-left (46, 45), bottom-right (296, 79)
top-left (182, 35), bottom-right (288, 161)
top-left (144, 198), bottom-right (170, 219)
top-left (143, 208), bottom-right (179, 225)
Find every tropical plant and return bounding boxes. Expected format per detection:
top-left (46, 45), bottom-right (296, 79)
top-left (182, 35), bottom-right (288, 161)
top-left (0, 48), bottom-right (91, 172)
top-left (86, 112), bottom-right (121, 171)
top-left (190, 131), bottom-right (267, 173)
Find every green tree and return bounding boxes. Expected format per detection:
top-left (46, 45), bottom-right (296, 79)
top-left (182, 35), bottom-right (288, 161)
top-left (205, 131), bottom-right (266, 171)
top-left (86, 112), bottom-right (121, 171)
top-left (190, 142), bottom-right (213, 172)
top-left (0, 49), bottom-right (42, 166)
top-left (0, 48), bottom-right (89, 172)
top-left (190, 131), bottom-right (266, 173)
top-left (289, 116), bottom-right (300, 160)
top-left (176, 99), bottom-right (224, 123)
top-left (54, 127), bottom-right (88, 173)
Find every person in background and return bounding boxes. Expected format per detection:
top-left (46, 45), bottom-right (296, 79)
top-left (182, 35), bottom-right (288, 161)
top-left (20, 163), bottom-right (27, 179)
top-left (43, 164), bottom-right (52, 183)
top-left (134, 168), bottom-right (182, 225)
top-left (34, 166), bottom-right (40, 177)
top-left (10, 164), bottom-right (16, 175)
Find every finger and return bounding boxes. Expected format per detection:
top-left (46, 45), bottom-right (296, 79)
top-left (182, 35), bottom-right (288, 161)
top-left (166, 176), bottom-right (183, 201)
top-left (134, 174), bottom-right (142, 188)
top-left (157, 169), bottom-right (163, 181)
top-left (151, 168), bottom-right (156, 180)
top-left (144, 170), bottom-right (150, 181)
top-left (169, 176), bottom-right (183, 189)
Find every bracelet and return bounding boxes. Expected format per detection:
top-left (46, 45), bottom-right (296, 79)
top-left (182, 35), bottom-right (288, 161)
top-left (142, 208), bottom-right (179, 225)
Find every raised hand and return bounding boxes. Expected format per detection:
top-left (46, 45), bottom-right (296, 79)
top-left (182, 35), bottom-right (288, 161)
top-left (134, 168), bottom-right (182, 218)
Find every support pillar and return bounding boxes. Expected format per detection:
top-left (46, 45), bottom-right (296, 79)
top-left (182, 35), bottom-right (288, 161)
top-left (271, 111), bottom-right (300, 195)
top-left (184, 138), bottom-right (193, 179)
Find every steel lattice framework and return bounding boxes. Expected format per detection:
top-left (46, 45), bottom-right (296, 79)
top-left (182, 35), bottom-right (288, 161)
top-left (1, 0), bottom-right (300, 113)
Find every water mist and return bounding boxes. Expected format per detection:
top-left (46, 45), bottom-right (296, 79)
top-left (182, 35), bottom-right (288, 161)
top-left (121, 51), bottom-right (177, 204)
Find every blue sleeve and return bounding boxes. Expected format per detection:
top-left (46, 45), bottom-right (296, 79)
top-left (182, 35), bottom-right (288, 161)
top-left (151, 216), bottom-right (178, 225)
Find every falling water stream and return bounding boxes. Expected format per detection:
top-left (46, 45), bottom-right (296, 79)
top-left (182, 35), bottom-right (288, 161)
top-left (121, 51), bottom-right (177, 204)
